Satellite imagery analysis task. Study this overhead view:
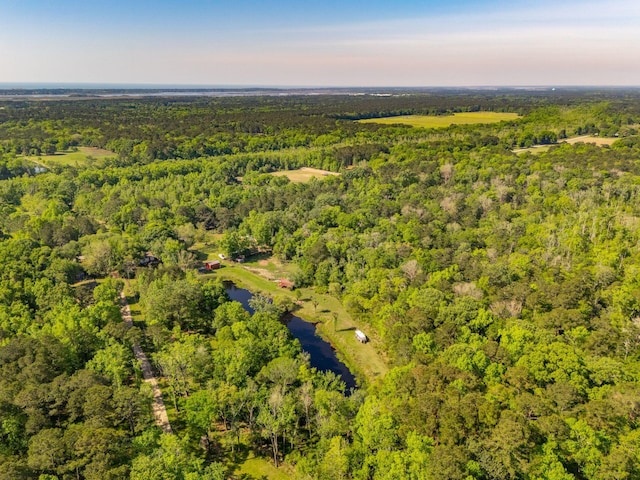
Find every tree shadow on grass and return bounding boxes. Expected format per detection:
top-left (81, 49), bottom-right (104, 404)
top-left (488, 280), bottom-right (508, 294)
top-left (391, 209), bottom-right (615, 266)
top-left (288, 303), bottom-right (303, 314)
top-left (223, 440), bottom-right (265, 480)
top-left (225, 441), bottom-right (250, 468)
top-left (242, 252), bottom-right (272, 264)
top-left (192, 249), bottom-right (209, 261)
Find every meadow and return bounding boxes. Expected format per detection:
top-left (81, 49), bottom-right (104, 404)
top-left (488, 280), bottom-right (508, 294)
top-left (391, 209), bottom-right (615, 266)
top-left (513, 134), bottom-right (618, 154)
top-left (24, 146), bottom-right (116, 167)
top-left (358, 111), bottom-right (519, 127)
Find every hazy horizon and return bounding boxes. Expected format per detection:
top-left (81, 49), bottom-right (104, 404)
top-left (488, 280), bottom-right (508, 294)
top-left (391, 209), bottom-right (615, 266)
top-left (2, 0), bottom-right (639, 87)
top-left (1, 83), bottom-right (639, 90)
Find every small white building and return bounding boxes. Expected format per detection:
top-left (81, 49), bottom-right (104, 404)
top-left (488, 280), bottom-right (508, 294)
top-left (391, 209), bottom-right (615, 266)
top-left (355, 329), bottom-right (368, 343)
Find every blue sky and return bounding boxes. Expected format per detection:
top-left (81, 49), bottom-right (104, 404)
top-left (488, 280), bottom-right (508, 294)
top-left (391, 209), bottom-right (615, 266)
top-left (1, 0), bottom-right (638, 86)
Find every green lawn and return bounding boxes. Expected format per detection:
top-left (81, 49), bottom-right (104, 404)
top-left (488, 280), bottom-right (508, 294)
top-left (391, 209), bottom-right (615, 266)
top-left (235, 456), bottom-right (293, 480)
top-left (24, 146), bottom-right (116, 167)
top-left (359, 111), bottom-right (519, 128)
top-left (214, 264), bottom-right (284, 294)
top-left (190, 231), bottom-right (224, 262)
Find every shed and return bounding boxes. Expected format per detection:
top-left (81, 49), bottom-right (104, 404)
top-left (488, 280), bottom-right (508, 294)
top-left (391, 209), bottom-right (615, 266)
top-left (278, 279), bottom-right (294, 289)
top-left (355, 329), bottom-right (368, 343)
top-left (204, 260), bottom-right (221, 270)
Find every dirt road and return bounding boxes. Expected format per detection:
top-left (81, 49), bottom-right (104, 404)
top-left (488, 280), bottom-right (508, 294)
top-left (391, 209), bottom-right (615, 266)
top-left (120, 292), bottom-right (173, 434)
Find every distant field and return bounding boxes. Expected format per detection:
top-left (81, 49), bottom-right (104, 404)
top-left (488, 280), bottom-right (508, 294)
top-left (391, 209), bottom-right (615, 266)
top-left (513, 135), bottom-right (618, 154)
top-left (512, 145), bottom-right (554, 154)
top-left (24, 146), bottom-right (116, 167)
top-left (270, 167), bottom-right (340, 182)
top-left (358, 111), bottom-right (520, 128)
top-left (562, 135), bottom-right (617, 146)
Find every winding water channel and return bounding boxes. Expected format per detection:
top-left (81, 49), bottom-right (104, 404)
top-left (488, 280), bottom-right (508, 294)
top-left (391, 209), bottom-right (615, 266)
top-left (224, 282), bottom-right (357, 390)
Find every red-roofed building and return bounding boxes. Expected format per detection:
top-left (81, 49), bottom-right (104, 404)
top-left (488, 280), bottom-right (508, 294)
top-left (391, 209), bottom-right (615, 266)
top-left (204, 260), bottom-right (221, 270)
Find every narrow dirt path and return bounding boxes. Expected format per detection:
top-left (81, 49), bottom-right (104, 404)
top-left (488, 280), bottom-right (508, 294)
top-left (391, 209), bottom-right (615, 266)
top-left (120, 291), bottom-right (173, 434)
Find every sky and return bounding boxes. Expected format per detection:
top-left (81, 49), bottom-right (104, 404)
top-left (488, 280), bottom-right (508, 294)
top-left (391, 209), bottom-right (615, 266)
top-left (0, 0), bottom-right (639, 87)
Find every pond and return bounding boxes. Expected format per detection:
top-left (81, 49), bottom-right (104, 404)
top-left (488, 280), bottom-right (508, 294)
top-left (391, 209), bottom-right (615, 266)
top-left (224, 282), bottom-right (357, 390)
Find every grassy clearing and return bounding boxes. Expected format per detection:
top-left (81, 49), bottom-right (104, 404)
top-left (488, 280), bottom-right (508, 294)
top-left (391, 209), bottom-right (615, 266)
top-left (562, 135), bottom-right (617, 146)
top-left (241, 253), bottom-right (298, 281)
top-left (212, 263), bottom-right (285, 295)
top-left (513, 135), bottom-right (618, 154)
top-left (191, 235), bottom-right (224, 262)
top-left (234, 455), bottom-right (293, 480)
top-left (24, 146), bottom-right (116, 167)
top-left (215, 431), bottom-right (293, 480)
top-left (270, 167), bottom-right (340, 183)
top-left (211, 263), bottom-right (388, 386)
top-left (512, 145), bottom-right (554, 155)
top-left (359, 111), bottom-right (519, 128)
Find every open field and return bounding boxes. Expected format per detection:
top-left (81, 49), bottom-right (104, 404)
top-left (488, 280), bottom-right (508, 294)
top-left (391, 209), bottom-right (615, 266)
top-left (209, 263), bottom-right (388, 385)
top-left (24, 146), bottom-right (116, 167)
top-left (512, 145), bottom-right (554, 154)
top-left (513, 135), bottom-right (618, 154)
top-left (270, 167), bottom-right (340, 182)
top-left (359, 111), bottom-right (519, 128)
top-left (241, 253), bottom-right (297, 281)
top-left (562, 135), bottom-right (617, 146)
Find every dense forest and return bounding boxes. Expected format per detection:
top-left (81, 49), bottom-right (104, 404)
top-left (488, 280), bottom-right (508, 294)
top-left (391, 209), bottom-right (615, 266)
top-left (1, 90), bottom-right (639, 479)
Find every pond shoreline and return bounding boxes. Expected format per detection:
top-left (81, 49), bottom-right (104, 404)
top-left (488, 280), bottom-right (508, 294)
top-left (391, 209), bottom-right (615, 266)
top-left (224, 281), bottom-right (358, 390)
top-left (209, 264), bottom-right (388, 386)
